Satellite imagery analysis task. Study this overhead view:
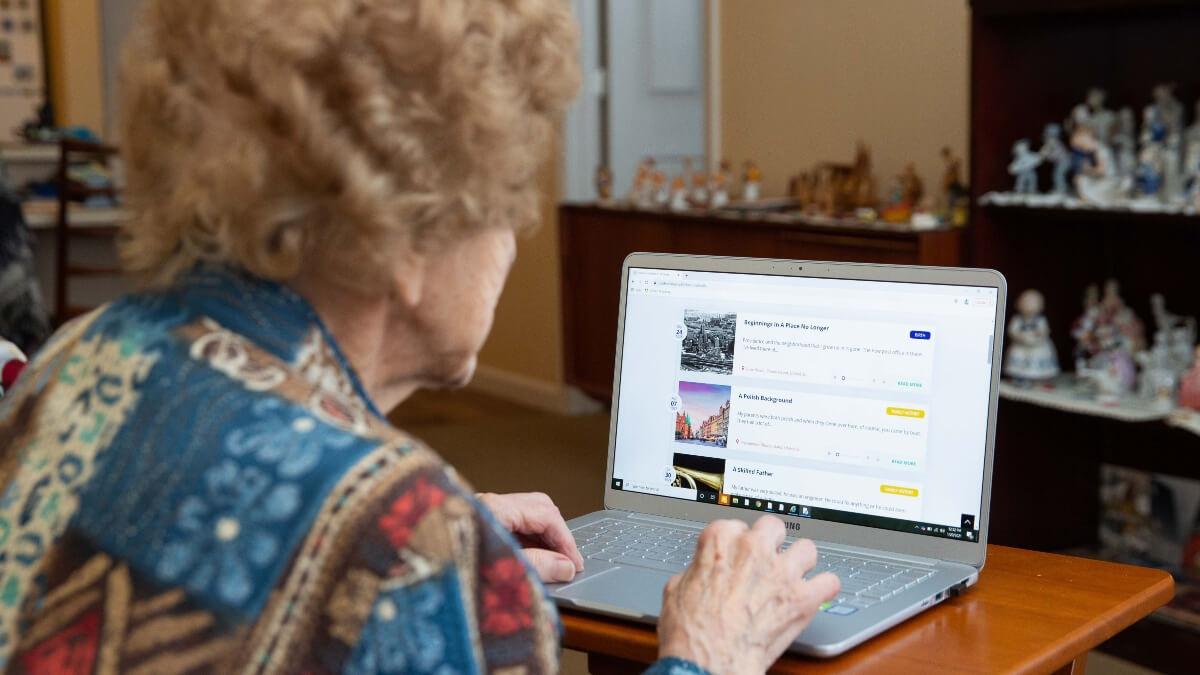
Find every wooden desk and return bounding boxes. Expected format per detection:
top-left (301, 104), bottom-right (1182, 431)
top-left (561, 545), bottom-right (1174, 674)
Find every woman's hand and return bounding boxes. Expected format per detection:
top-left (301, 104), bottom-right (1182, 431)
top-left (658, 516), bottom-right (840, 675)
top-left (477, 492), bottom-right (585, 583)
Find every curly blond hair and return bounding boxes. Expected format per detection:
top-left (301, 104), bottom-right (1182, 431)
top-left (118, 0), bottom-right (579, 291)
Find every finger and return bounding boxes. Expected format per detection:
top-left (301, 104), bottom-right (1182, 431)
top-left (781, 538), bottom-right (819, 576)
top-left (697, 518), bottom-right (748, 548)
top-left (803, 571), bottom-right (842, 605)
top-left (523, 548), bottom-right (578, 583)
top-left (749, 515), bottom-right (786, 552)
top-left (511, 496), bottom-right (585, 572)
top-left (476, 492), bottom-right (515, 530)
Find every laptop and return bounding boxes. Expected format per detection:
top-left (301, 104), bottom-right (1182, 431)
top-left (549, 253), bottom-right (1006, 657)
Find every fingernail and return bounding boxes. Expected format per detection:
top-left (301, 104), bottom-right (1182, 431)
top-left (556, 559), bottom-right (577, 581)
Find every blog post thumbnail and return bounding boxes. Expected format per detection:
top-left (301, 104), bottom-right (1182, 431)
top-left (675, 380), bottom-right (731, 449)
top-left (680, 310), bottom-right (737, 374)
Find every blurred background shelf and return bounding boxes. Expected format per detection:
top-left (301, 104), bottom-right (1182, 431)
top-left (998, 377), bottom-right (1173, 423)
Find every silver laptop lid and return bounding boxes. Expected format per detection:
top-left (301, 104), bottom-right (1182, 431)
top-left (603, 254), bottom-right (1006, 568)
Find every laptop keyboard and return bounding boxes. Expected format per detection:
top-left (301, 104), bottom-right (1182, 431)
top-left (572, 518), bottom-right (936, 610)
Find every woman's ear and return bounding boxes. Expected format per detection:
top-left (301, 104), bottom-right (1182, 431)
top-left (389, 247), bottom-right (427, 310)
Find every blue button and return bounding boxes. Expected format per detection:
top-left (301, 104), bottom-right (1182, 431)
top-left (910, 331), bottom-right (931, 340)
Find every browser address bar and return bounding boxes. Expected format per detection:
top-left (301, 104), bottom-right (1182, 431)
top-left (634, 283), bottom-right (990, 315)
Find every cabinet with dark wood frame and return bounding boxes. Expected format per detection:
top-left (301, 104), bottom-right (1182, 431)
top-left (969, 1), bottom-right (1200, 670)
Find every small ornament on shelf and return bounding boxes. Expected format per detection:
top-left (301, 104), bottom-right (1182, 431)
top-left (709, 159), bottom-right (732, 209)
top-left (1004, 290), bottom-right (1060, 386)
top-left (1073, 280), bottom-right (1145, 403)
top-left (1008, 139), bottom-right (1041, 195)
top-left (742, 160), bottom-right (762, 202)
top-left (630, 157), bottom-right (656, 207)
top-left (881, 163), bottom-right (924, 223)
top-left (1149, 293), bottom-right (1197, 374)
top-left (1136, 331), bottom-right (1180, 408)
top-left (1039, 124), bottom-right (1072, 198)
top-left (940, 146), bottom-right (969, 224)
top-left (652, 168), bottom-right (669, 208)
top-left (1071, 126), bottom-right (1122, 207)
top-left (1179, 346), bottom-right (1200, 412)
top-left (689, 159), bottom-right (709, 208)
top-left (669, 174), bottom-right (688, 212)
top-left (594, 165), bottom-right (613, 203)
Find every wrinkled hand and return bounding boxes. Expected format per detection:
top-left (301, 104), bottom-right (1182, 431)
top-left (478, 492), bottom-right (584, 583)
top-left (658, 516), bottom-right (840, 675)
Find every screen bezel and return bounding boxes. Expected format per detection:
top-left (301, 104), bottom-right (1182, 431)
top-left (602, 253), bottom-right (1007, 569)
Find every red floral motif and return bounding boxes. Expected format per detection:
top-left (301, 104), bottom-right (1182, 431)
top-left (377, 478), bottom-right (446, 549)
top-left (19, 607), bottom-right (101, 675)
top-left (480, 557), bottom-right (533, 635)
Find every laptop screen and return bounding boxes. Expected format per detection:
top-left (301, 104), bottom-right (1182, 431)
top-left (610, 267), bottom-right (999, 542)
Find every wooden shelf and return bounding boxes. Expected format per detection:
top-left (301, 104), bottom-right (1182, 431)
top-left (981, 198), bottom-right (1200, 224)
top-left (999, 376), bottom-right (1174, 423)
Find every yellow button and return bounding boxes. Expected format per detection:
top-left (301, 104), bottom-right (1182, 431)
top-left (880, 484), bottom-right (919, 497)
top-left (886, 407), bottom-right (926, 419)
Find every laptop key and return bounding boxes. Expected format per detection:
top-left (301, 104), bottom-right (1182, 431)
top-left (860, 587), bottom-right (893, 601)
top-left (612, 554), bottom-right (686, 573)
top-left (846, 597), bottom-right (877, 609)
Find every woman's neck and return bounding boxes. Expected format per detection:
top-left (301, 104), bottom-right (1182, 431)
top-left (289, 278), bottom-right (422, 413)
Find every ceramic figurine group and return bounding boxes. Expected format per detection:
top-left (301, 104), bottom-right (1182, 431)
top-left (787, 143), bottom-right (967, 226)
top-left (611, 157), bottom-right (755, 210)
top-left (1004, 281), bottom-right (1200, 410)
top-left (987, 84), bottom-right (1200, 213)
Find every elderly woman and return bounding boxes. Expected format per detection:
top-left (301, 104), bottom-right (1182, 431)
top-left (0, 1), bottom-right (836, 673)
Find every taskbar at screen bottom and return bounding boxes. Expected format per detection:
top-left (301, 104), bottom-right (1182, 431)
top-left (610, 477), bottom-right (981, 543)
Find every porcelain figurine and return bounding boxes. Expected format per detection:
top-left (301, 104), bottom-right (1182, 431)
top-left (1179, 346), bottom-right (1200, 411)
top-left (881, 164), bottom-right (924, 223)
top-left (1149, 293), bottom-right (1197, 373)
top-left (742, 161), bottom-right (762, 202)
top-left (1071, 126), bottom-right (1121, 206)
top-left (710, 160), bottom-right (732, 208)
top-left (1073, 279), bottom-right (1145, 401)
top-left (1039, 124), bottom-right (1072, 196)
top-left (1163, 133), bottom-right (1186, 205)
top-left (940, 146), bottom-right (967, 209)
top-left (595, 165), bottom-right (613, 202)
top-left (669, 174), bottom-right (689, 211)
top-left (1080, 350), bottom-right (1138, 404)
top-left (652, 169), bottom-right (669, 207)
top-left (1071, 283), bottom-right (1101, 371)
top-left (1136, 332), bottom-right (1179, 407)
top-left (1135, 143), bottom-right (1166, 199)
top-left (1009, 139), bottom-right (1041, 194)
top-left (690, 162), bottom-right (709, 207)
top-left (629, 158), bottom-right (652, 206)
top-left (1113, 107), bottom-right (1139, 193)
top-left (1141, 104), bottom-right (1168, 147)
top-left (1151, 83), bottom-right (1185, 138)
top-left (1084, 87), bottom-right (1117, 142)
top-left (789, 170), bottom-right (815, 211)
top-left (1004, 290), bottom-right (1060, 385)
top-left (1097, 279), bottom-right (1146, 354)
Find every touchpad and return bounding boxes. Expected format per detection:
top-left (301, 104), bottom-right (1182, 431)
top-left (557, 567), bottom-right (672, 619)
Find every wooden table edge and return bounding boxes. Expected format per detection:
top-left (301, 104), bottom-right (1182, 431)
top-left (559, 565), bottom-right (1177, 674)
top-left (1017, 567), bottom-right (1175, 675)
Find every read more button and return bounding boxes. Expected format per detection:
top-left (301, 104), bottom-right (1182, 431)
top-left (886, 406), bottom-right (926, 419)
top-left (880, 484), bottom-right (920, 497)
